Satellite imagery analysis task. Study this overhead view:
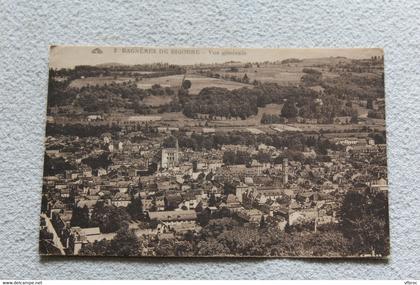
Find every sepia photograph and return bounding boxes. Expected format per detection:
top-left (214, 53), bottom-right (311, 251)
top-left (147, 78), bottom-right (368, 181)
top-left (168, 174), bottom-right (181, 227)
top-left (40, 46), bottom-right (389, 258)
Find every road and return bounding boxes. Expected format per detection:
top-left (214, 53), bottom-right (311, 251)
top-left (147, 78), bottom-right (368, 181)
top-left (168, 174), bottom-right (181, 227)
top-left (40, 213), bottom-right (66, 255)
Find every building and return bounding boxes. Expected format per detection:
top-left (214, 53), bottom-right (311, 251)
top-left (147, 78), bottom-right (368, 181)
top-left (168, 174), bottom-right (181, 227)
top-left (69, 227), bottom-right (116, 254)
top-left (236, 209), bottom-right (264, 224)
top-left (111, 193), bottom-right (131, 207)
top-left (148, 210), bottom-right (197, 233)
top-left (161, 139), bottom-right (180, 169)
top-left (235, 183), bottom-right (252, 203)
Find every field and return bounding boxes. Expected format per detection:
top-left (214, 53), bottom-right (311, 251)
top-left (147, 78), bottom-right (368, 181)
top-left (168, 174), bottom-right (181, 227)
top-left (134, 74), bottom-right (250, 94)
top-left (135, 75), bottom-right (184, 89)
top-left (221, 66), bottom-right (303, 85)
top-left (185, 74), bottom-right (250, 95)
top-left (143, 95), bottom-right (173, 107)
top-left (68, 75), bottom-right (183, 89)
top-left (69, 76), bottom-right (131, 88)
top-left (219, 61), bottom-right (342, 86)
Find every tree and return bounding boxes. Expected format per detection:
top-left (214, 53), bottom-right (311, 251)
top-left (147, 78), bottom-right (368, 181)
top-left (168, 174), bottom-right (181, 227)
top-left (196, 239), bottom-right (229, 256)
top-left (82, 152), bottom-right (112, 170)
top-left (39, 228), bottom-right (53, 240)
top-left (306, 231), bottom-right (350, 257)
top-left (223, 150), bottom-right (251, 165)
top-left (182, 79), bottom-right (192, 90)
top-left (281, 100), bottom-right (298, 118)
top-left (163, 135), bottom-right (177, 148)
top-left (155, 239), bottom-right (175, 256)
top-left (242, 73), bottom-right (250, 83)
top-left (43, 154), bottom-right (74, 176)
top-left (341, 191), bottom-right (366, 227)
top-left (260, 215), bottom-right (266, 229)
top-left (367, 98), bottom-right (373, 109)
top-left (197, 208), bottom-right (211, 227)
top-left (340, 190), bottom-right (389, 256)
top-left (205, 172), bottom-right (214, 181)
top-left (107, 228), bottom-right (142, 256)
top-left (175, 240), bottom-right (194, 256)
top-left (370, 132), bottom-right (386, 144)
top-left (301, 73), bottom-right (322, 86)
top-left (255, 151), bottom-right (271, 163)
top-left (41, 195), bottom-right (49, 213)
top-left (127, 196), bottom-right (144, 220)
top-left (223, 150), bottom-right (236, 165)
top-left (70, 205), bottom-right (90, 228)
top-left (91, 203), bottom-right (130, 233)
top-left (261, 113), bottom-right (270, 124)
top-left (208, 193), bottom-right (217, 207)
top-left (79, 239), bottom-right (110, 256)
top-left (350, 110), bottom-right (358, 123)
top-left (197, 172), bottom-right (205, 181)
top-left (192, 160), bottom-right (198, 172)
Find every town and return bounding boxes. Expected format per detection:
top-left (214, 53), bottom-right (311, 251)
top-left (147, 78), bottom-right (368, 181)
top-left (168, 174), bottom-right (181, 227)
top-left (40, 50), bottom-right (389, 257)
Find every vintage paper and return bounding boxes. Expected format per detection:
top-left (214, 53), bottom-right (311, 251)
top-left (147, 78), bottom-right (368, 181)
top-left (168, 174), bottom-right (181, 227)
top-left (40, 46), bottom-right (389, 258)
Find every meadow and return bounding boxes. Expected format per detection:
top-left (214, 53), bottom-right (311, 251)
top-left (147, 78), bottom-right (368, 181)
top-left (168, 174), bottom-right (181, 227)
top-left (69, 76), bottom-right (131, 88)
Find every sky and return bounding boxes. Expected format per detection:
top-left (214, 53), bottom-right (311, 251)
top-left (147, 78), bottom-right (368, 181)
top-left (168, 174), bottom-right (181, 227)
top-left (49, 46), bottom-right (383, 69)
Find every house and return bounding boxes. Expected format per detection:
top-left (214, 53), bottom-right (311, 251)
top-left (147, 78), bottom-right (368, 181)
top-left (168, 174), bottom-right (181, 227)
top-left (143, 198), bottom-right (154, 211)
top-left (370, 177), bottom-right (388, 192)
top-left (255, 186), bottom-right (285, 201)
top-left (87, 115), bottom-right (102, 121)
top-left (334, 116), bottom-right (352, 124)
top-left (69, 227), bottom-right (116, 255)
top-left (155, 196), bottom-right (165, 211)
top-left (148, 210), bottom-right (197, 233)
top-left (288, 208), bottom-right (318, 226)
top-left (178, 192), bottom-right (199, 210)
top-left (347, 145), bottom-right (378, 154)
top-left (60, 210), bottom-right (73, 227)
top-left (225, 194), bottom-right (242, 210)
top-left (65, 170), bottom-right (78, 180)
top-left (236, 209), bottom-right (263, 224)
top-left (296, 192), bottom-right (317, 204)
top-left (96, 168), bottom-right (107, 176)
top-left (235, 183), bottom-right (254, 203)
top-left (111, 193), bottom-right (131, 207)
top-left (76, 199), bottom-right (98, 210)
top-left (49, 200), bottom-right (66, 218)
top-left (157, 180), bottom-right (179, 192)
top-left (202, 127), bottom-right (216, 134)
top-left (82, 168), bottom-right (92, 178)
top-left (101, 133), bottom-right (112, 144)
top-left (148, 210), bottom-right (197, 222)
top-left (60, 188), bottom-right (70, 198)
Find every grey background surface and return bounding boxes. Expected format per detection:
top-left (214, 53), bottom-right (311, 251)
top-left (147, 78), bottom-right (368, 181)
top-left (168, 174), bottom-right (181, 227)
top-left (1, 0), bottom-right (419, 279)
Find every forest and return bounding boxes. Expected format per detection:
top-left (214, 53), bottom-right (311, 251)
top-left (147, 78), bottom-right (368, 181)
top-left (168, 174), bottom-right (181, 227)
top-left (48, 62), bottom-right (383, 124)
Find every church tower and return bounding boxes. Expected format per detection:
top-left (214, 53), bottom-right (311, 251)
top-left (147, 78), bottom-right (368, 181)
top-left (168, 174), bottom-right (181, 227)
top-left (283, 158), bottom-right (288, 185)
top-left (174, 138), bottom-right (180, 166)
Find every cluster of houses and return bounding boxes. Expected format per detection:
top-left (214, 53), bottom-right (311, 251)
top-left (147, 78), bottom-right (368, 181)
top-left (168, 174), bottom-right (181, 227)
top-left (40, 121), bottom-right (388, 255)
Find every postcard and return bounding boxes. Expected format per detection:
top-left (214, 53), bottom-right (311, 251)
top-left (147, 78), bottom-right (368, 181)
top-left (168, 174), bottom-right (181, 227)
top-left (40, 46), bottom-right (389, 258)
